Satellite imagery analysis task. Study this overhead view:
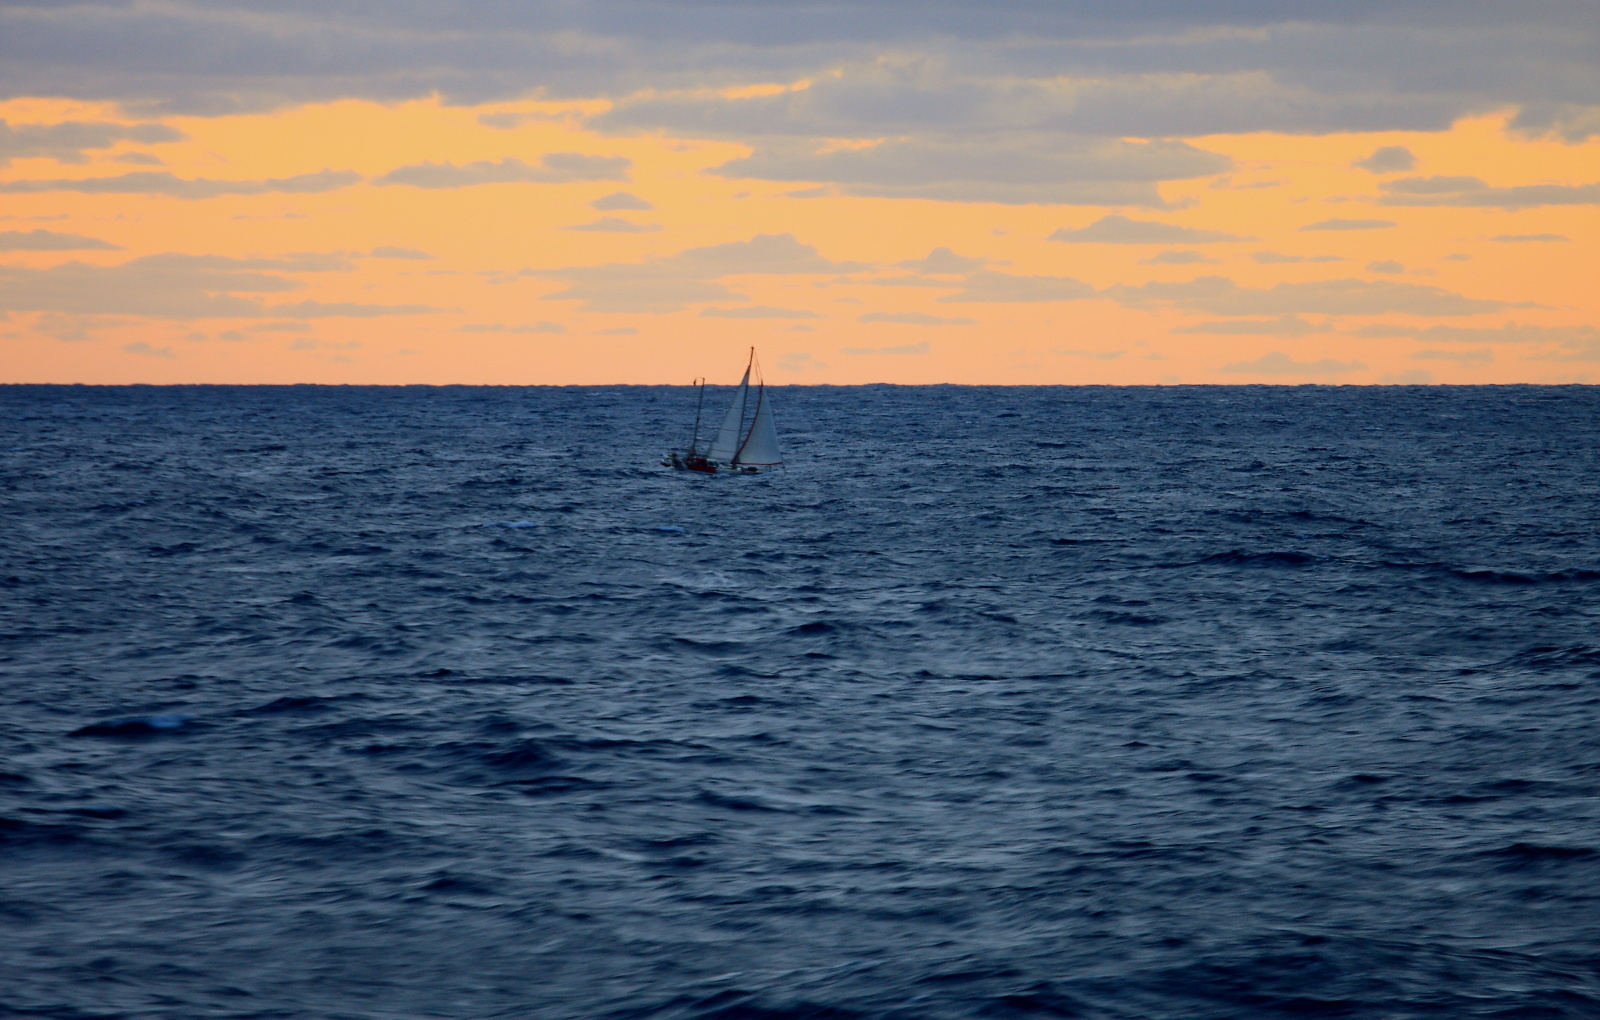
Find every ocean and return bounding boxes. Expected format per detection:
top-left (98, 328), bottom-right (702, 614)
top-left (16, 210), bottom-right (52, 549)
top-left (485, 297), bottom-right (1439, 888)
top-left (2, 383), bottom-right (1598, 1019)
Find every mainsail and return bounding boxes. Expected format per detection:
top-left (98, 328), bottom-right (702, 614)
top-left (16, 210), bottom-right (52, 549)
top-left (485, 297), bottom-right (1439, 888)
top-left (733, 385), bottom-right (782, 466)
top-left (705, 364), bottom-right (750, 463)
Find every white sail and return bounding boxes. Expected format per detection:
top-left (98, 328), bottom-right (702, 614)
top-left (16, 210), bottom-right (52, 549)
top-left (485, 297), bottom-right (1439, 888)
top-left (705, 365), bottom-right (750, 463)
top-left (733, 385), bottom-right (782, 466)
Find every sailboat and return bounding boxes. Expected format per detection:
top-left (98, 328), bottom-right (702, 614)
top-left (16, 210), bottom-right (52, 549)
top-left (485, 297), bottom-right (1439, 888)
top-left (663, 348), bottom-right (783, 474)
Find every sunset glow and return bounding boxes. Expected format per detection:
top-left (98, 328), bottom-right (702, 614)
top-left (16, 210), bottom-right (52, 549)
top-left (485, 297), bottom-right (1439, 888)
top-left (2, 5), bottom-right (1596, 384)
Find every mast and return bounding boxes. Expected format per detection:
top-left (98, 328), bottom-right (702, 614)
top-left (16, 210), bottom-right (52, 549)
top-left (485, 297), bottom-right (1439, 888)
top-left (688, 377), bottom-right (705, 456)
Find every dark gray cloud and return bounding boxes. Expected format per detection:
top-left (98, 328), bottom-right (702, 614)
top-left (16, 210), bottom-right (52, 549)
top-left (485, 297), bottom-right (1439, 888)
top-left (0, 228), bottom-right (120, 250)
top-left (1379, 176), bottom-right (1600, 209)
top-left (3, 3), bottom-right (1592, 133)
top-left (1351, 145), bottom-right (1417, 173)
top-left (0, 169), bottom-right (360, 199)
top-left (0, 117), bottom-right (183, 166)
top-left (374, 154), bottom-right (628, 188)
top-left (1051, 215), bottom-right (1251, 243)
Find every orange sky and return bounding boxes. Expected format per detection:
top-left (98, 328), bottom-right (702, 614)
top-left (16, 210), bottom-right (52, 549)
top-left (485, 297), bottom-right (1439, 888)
top-left (2, 94), bottom-right (1596, 385)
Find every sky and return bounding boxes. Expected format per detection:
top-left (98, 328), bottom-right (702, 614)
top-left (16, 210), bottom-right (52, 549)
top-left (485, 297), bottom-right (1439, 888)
top-left (1, 1), bottom-right (1597, 385)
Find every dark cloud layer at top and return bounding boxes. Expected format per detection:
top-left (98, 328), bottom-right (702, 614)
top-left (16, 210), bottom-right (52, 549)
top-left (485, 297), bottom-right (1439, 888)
top-left (0, 1), bottom-right (1594, 139)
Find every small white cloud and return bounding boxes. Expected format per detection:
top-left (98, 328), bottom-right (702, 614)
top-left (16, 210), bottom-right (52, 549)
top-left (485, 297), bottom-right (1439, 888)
top-left (1367, 260), bottom-right (1405, 274)
top-left (597, 326), bottom-right (637, 335)
top-left (1490, 233), bottom-right (1568, 243)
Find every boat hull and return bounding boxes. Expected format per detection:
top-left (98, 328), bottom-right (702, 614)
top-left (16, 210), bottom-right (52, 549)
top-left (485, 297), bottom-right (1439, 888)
top-left (662, 453), bottom-right (777, 474)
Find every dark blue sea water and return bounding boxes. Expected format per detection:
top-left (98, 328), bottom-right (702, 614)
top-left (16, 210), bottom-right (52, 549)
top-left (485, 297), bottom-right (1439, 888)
top-left (3, 384), bottom-right (1599, 1020)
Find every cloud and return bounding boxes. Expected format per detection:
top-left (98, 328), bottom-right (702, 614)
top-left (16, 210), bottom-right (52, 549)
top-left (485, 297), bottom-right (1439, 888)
top-left (777, 351), bottom-right (827, 371)
top-left (0, 118), bottom-right (183, 166)
top-left (1172, 315), bottom-right (1329, 337)
top-left (937, 270), bottom-right (1094, 303)
top-left (711, 134), bottom-right (1229, 206)
top-left (123, 341), bottom-right (175, 359)
top-left (842, 342), bottom-right (932, 354)
top-left (1509, 102), bottom-right (1600, 143)
top-left (1049, 215), bottom-right (1251, 244)
top-left (1367, 260), bottom-right (1404, 274)
top-left (459, 321), bottom-right (566, 334)
top-left (539, 233), bottom-right (864, 313)
top-left (268, 300), bottom-right (445, 318)
top-left (898, 247), bottom-right (986, 274)
top-left (367, 245), bottom-right (433, 259)
top-left (1, 4), bottom-right (1595, 151)
top-left (1219, 352), bottom-right (1365, 376)
top-left (1351, 323), bottom-right (1600, 349)
top-left (858, 312), bottom-right (973, 326)
top-left (1490, 234), bottom-right (1568, 243)
top-left (0, 250), bottom-right (447, 319)
top-left (0, 255), bottom-right (299, 317)
top-left (700, 306), bottom-right (822, 319)
top-left (597, 326), bottom-right (637, 335)
top-left (565, 216), bottom-right (661, 233)
top-left (0, 228), bottom-right (120, 251)
top-left (32, 312), bottom-right (129, 342)
top-left (1109, 276), bottom-right (1512, 317)
top-left (1141, 250), bottom-right (1216, 265)
top-left (374, 154), bottom-right (628, 188)
top-left (1251, 252), bottom-right (1345, 264)
top-left (1378, 176), bottom-right (1600, 209)
top-left (591, 191), bottom-right (653, 211)
top-left (1301, 218), bottom-right (1396, 231)
top-left (1351, 146), bottom-right (1417, 173)
top-left (1413, 348), bottom-right (1492, 366)
top-left (0, 169), bottom-right (360, 199)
